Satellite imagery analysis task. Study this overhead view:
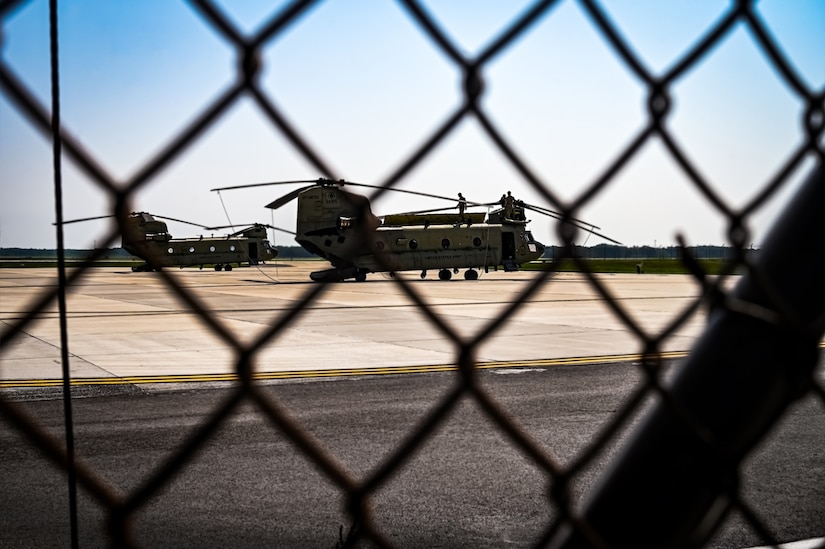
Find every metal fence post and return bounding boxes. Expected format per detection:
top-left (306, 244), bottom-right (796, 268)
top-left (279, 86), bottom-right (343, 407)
top-left (552, 163), bottom-right (825, 549)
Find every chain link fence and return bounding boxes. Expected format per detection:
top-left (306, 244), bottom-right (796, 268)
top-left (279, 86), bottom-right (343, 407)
top-left (2, 0), bottom-right (824, 547)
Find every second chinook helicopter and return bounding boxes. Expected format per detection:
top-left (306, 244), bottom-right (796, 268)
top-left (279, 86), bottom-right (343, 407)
top-left (61, 212), bottom-right (283, 271)
top-left (213, 178), bottom-right (620, 282)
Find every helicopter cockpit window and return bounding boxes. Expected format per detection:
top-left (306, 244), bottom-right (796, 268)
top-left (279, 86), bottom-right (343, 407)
top-left (338, 217), bottom-right (353, 230)
top-left (524, 231), bottom-right (535, 242)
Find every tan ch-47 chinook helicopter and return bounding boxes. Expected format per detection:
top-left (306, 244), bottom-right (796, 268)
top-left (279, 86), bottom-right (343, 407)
top-left (212, 178), bottom-right (620, 282)
top-left (60, 212), bottom-right (286, 272)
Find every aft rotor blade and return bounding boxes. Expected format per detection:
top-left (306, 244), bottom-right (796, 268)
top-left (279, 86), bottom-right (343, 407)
top-left (390, 206), bottom-right (462, 216)
top-left (53, 214), bottom-right (114, 226)
top-left (266, 225), bottom-right (296, 236)
top-left (579, 228), bottom-right (623, 246)
top-left (206, 223), bottom-right (296, 236)
top-left (522, 202), bottom-right (607, 231)
top-left (521, 203), bottom-right (621, 245)
top-left (210, 179), bottom-right (325, 192)
top-left (151, 214), bottom-right (211, 229)
top-left (265, 185), bottom-right (316, 210)
top-left (341, 181), bottom-right (493, 206)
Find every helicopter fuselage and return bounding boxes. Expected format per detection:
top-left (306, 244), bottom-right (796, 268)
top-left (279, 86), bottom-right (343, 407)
top-left (288, 186), bottom-right (544, 281)
top-left (122, 213), bottom-right (277, 271)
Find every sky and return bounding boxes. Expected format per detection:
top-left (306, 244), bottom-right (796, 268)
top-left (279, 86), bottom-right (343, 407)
top-left (1, 0), bottom-right (823, 250)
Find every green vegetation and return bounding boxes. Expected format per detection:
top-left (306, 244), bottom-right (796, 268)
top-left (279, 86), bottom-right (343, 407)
top-left (1, 246), bottom-right (750, 275)
top-left (523, 258), bottom-right (740, 275)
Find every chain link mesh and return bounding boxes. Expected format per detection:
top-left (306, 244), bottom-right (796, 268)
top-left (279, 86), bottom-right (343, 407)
top-left (2, 1), bottom-right (824, 547)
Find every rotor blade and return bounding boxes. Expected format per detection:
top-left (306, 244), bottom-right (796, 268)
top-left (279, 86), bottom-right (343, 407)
top-left (521, 202), bottom-right (604, 230)
top-left (265, 185), bottom-right (317, 210)
top-left (581, 228), bottom-right (623, 246)
top-left (520, 203), bottom-right (621, 245)
top-left (206, 223), bottom-right (296, 236)
top-left (266, 225), bottom-right (296, 236)
top-left (340, 181), bottom-right (494, 207)
top-left (213, 176), bottom-right (493, 207)
top-left (390, 206), bottom-right (464, 216)
top-left (53, 214), bottom-right (114, 226)
top-left (151, 214), bottom-right (211, 229)
top-left (210, 179), bottom-right (326, 192)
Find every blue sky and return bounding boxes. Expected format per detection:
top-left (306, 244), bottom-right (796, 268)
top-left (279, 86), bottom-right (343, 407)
top-left (1, 0), bottom-right (823, 250)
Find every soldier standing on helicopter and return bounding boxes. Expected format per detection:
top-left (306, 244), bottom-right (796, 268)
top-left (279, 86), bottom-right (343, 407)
top-left (457, 193), bottom-right (467, 223)
top-left (504, 191), bottom-right (515, 219)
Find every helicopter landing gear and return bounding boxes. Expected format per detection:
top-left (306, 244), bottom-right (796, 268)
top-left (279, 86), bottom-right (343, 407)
top-left (224, 264), bottom-right (233, 271)
top-left (214, 264), bottom-right (222, 271)
top-left (438, 269), bottom-right (452, 281)
top-left (464, 269), bottom-right (479, 280)
top-left (420, 270), bottom-right (427, 279)
top-left (355, 270), bottom-right (367, 282)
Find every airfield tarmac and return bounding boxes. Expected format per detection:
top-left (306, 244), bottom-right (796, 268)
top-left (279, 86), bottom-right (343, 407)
top-left (1, 262), bottom-right (710, 384)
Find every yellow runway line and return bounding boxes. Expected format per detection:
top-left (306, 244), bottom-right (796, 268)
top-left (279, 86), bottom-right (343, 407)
top-left (0, 351), bottom-right (690, 388)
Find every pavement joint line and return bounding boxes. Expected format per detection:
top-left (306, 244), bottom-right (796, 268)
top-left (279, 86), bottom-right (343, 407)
top-left (0, 351), bottom-right (690, 388)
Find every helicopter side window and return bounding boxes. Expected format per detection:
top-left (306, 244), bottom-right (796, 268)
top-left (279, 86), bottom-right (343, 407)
top-left (167, 247), bottom-right (174, 254)
top-left (230, 245), bottom-right (236, 252)
top-left (209, 246), bottom-right (216, 252)
top-left (375, 240), bottom-right (385, 251)
top-left (473, 237), bottom-right (482, 247)
top-left (189, 246), bottom-right (195, 253)
top-left (409, 239), bottom-right (418, 250)
top-left (441, 238), bottom-right (450, 249)
top-left (338, 217), bottom-right (353, 230)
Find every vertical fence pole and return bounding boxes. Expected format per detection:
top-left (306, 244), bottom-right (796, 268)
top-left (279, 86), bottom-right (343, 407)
top-left (553, 163), bottom-right (825, 549)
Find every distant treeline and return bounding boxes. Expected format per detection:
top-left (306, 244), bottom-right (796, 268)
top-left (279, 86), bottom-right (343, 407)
top-left (0, 246), bottom-right (317, 259)
top-left (2, 245), bottom-right (755, 261)
top-left (543, 244), bottom-right (759, 260)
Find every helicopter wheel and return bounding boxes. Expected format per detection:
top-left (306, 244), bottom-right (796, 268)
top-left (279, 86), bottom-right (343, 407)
top-left (225, 264), bottom-right (233, 271)
top-left (355, 271), bottom-right (367, 282)
top-left (420, 270), bottom-right (427, 279)
top-left (438, 269), bottom-right (452, 281)
top-left (464, 269), bottom-right (478, 281)
top-left (214, 264), bottom-right (223, 271)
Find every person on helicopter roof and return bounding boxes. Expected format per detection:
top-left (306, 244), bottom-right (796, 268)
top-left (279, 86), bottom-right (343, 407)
top-left (457, 192), bottom-right (467, 222)
top-left (504, 191), bottom-right (515, 219)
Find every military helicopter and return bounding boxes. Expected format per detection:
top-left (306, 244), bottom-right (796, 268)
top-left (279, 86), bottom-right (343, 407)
top-left (212, 178), bottom-right (620, 282)
top-left (59, 211), bottom-right (286, 272)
